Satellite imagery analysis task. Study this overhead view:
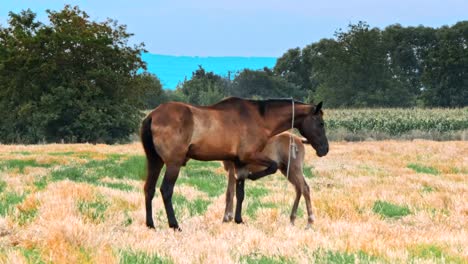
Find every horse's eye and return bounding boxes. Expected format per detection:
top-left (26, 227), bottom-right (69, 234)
top-left (320, 122), bottom-right (324, 127)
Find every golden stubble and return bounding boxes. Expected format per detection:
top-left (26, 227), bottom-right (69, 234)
top-left (0, 141), bottom-right (466, 263)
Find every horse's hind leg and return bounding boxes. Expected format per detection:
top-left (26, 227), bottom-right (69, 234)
top-left (234, 179), bottom-right (245, 224)
top-left (144, 154), bottom-right (164, 228)
top-left (160, 165), bottom-right (182, 231)
top-left (223, 162), bottom-right (236, 222)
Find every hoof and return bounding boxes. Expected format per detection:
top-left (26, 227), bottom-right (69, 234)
top-left (223, 214), bottom-right (234, 222)
top-left (171, 226), bottom-right (182, 232)
top-left (146, 222), bottom-right (155, 229)
top-left (235, 218), bottom-right (244, 224)
top-left (305, 223), bottom-right (313, 230)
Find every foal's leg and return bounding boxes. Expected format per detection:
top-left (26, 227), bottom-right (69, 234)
top-left (302, 178), bottom-right (315, 229)
top-left (289, 181), bottom-right (302, 226)
top-left (281, 167), bottom-right (302, 226)
top-left (223, 163), bottom-right (236, 222)
top-left (144, 154), bottom-right (164, 228)
top-left (160, 165), bottom-right (182, 231)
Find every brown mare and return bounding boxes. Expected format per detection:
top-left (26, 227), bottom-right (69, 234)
top-left (140, 97), bottom-right (328, 230)
top-left (223, 132), bottom-right (316, 228)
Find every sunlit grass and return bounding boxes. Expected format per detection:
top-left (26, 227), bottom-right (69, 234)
top-left (0, 141), bottom-right (466, 263)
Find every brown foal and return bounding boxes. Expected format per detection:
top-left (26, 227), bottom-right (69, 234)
top-left (223, 132), bottom-right (316, 228)
top-left (141, 97), bottom-right (328, 230)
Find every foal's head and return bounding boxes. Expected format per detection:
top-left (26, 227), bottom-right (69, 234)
top-left (297, 102), bottom-right (329, 157)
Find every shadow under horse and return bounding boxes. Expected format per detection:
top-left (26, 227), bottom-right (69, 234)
top-left (140, 97), bottom-right (329, 230)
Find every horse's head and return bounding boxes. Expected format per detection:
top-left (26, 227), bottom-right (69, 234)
top-left (297, 102), bottom-right (329, 157)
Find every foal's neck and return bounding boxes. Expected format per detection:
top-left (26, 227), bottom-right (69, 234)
top-left (263, 102), bottom-right (312, 137)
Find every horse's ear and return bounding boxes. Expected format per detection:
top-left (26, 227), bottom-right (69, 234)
top-left (314, 101), bottom-right (323, 115)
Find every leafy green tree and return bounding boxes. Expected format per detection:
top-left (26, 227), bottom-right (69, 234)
top-left (230, 68), bottom-right (305, 100)
top-left (179, 66), bottom-right (228, 105)
top-left (0, 6), bottom-right (150, 143)
top-left (134, 73), bottom-right (164, 109)
top-left (421, 21), bottom-right (468, 107)
top-left (274, 48), bottom-right (312, 93)
top-left (308, 22), bottom-right (416, 107)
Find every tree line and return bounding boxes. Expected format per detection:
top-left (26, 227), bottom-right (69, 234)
top-left (158, 21), bottom-right (467, 108)
top-left (1, 6), bottom-right (466, 144)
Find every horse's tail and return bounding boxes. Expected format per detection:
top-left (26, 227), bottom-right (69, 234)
top-left (141, 117), bottom-right (158, 160)
top-left (141, 116), bottom-right (163, 228)
top-left (140, 116), bottom-right (163, 180)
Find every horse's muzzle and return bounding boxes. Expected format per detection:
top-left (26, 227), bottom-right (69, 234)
top-left (316, 146), bottom-right (329, 157)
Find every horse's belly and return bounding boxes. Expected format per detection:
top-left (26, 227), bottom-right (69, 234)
top-left (187, 141), bottom-right (237, 161)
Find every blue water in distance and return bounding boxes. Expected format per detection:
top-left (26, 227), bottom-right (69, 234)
top-left (142, 53), bottom-right (277, 89)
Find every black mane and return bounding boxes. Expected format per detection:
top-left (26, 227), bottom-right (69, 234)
top-left (248, 98), bottom-right (307, 116)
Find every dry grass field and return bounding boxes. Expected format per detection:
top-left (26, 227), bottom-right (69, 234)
top-left (0, 141), bottom-right (466, 263)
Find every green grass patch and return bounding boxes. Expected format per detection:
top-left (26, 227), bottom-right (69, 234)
top-left (11, 151), bottom-right (32, 155)
top-left (0, 180), bottom-right (6, 193)
top-left (172, 194), bottom-right (211, 217)
top-left (407, 163), bottom-right (439, 175)
top-left (246, 186), bottom-right (269, 197)
top-left (421, 184), bottom-right (435, 193)
top-left (179, 162), bottom-right (225, 197)
top-left (17, 207), bottom-right (38, 226)
top-left (0, 192), bottom-right (26, 216)
top-left (451, 167), bottom-right (468, 174)
top-left (187, 160), bottom-right (221, 168)
top-left (33, 176), bottom-right (49, 190)
top-left (244, 185), bottom-right (275, 219)
top-left (312, 249), bottom-right (378, 264)
top-left (20, 247), bottom-right (45, 264)
top-left (100, 182), bottom-right (135, 192)
top-left (303, 166), bottom-right (315, 178)
top-left (372, 200), bottom-right (411, 219)
top-left (240, 254), bottom-right (294, 264)
top-left (87, 155), bottom-right (146, 181)
top-left (118, 250), bottom-right (172, 264)
top-left (77, 195), bottom-right (109, 223)
top-left (51, 166), bottom-right (94, 183)
top-left (48, 151), bottom-right (75, 156)
top-left (123, 210), bottom-right (133, 226)
top-left (408, 244), bottom-right (465, 264)
top-left (50, 155), bottom-right (143, 191)
top-left (0, 159), bottom-right (57, 173)
top-left (245, 199), bottom-right (277, 219)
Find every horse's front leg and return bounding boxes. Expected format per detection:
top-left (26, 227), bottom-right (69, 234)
top-left (231, 163), bottom-right (251, 224)
top-left (160, 165), bottom-right (182, 231)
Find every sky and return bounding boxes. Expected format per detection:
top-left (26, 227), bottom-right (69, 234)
top-left (1, 0), bottom-right (467, 57)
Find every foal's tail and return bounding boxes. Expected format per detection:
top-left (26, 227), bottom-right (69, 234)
top-left (140, 116), bottom-right (163, 180)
